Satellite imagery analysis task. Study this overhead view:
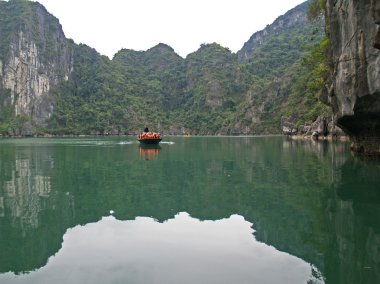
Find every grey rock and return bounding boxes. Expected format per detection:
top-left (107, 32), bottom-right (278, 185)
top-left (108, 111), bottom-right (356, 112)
top-left (21, 121), bottom-right (36, 137)
top-left (281, 120), bottom-right (298, 135)
top-left (282, 115), bottom-right (345, 139)
top-left (310, 116), bottom-right (328, 136)
top-left (0, 1), bottom-right (73, 128)
top-left (327, 0), bottom-right (380, 154)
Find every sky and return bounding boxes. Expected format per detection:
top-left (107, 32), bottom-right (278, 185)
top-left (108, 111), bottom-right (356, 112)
top-left (34, 0), bottom-right (306, 58)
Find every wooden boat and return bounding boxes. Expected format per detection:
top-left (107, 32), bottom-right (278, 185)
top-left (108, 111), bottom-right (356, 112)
top-left (137, 132), bottom-right (162, 145)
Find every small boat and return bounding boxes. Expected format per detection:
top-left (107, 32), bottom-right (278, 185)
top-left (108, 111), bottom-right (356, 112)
top-left (137, 131), bottom-right (162, 145)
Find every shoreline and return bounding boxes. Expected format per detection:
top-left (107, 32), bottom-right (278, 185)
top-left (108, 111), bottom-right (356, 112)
top-left (286, 134), bottom-right (350, 142)
top-left (0, 133), bottom-right (350, 141)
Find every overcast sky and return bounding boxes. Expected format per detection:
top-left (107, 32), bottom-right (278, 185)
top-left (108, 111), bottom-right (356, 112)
top-left (34, 0), bottom-right (306, 58)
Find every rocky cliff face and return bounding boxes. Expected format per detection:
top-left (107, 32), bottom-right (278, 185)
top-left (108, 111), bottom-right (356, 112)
top-left (234, 0), bottom-right (326, 135)
top-left (237, 1), bottom-right (314, 61)
top-left (0, 0), bottom-right (72, 131)
top-left (326, 0), bottom-right (380, 154)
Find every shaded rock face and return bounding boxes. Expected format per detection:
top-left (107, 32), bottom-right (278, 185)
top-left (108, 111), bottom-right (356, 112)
top-left (327, 0), bottom-right (380, 154)
top-left (281, 115), bottom-right (334, 138)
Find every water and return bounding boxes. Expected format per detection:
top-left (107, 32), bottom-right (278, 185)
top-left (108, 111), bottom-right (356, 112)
top-left (0, 136), bottom-right (379, 284)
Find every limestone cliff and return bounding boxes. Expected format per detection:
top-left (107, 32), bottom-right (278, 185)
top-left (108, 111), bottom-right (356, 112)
top-left (237, 1), bottom-right (318, 62)
top-left (326, 0), bottom-right (380, 154)
top-left (0, 0), bottom-right (72, 133)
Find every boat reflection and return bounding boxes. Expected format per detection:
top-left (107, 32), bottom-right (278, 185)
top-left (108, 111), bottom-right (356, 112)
top-left (138, 145), bottom-right (161, 160)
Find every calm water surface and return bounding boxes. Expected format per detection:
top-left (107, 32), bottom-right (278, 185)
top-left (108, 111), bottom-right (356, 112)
top-left (0, 136), bottom-right (379, 284)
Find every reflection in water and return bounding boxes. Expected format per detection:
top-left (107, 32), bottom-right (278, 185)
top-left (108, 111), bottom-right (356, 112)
top-left (0, 213), bottom-right (322, 284)
top-left (4, 157), bottom-right (51, 231)
top-left (138, 145), bottom-right (161, 160)
top-left (0, 143), bottom-right (75, 273)
top-left (0, 136), bottom-right (379, 283)
top-left (326, 156), bottom-right (380, 284)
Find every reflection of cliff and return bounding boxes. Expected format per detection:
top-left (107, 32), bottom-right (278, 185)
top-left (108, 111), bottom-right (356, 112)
top-left (266, 141), bottom-right (380, 284)
top-left (236, 139), bottom-right (350, 274)
top-left (4, 158), bottom-right (51, 231)
top-left (0, 137), bottom-right (379, 283)
top-left (48, 138), bottom-right (353, 278)
top-left (325, 158), bottom-right (380, 284)
top-left (0, 147), bottom-right (74, 274)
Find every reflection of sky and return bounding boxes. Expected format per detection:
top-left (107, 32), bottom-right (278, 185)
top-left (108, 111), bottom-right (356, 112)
top-left (0, 213), bottom-right (323, 284)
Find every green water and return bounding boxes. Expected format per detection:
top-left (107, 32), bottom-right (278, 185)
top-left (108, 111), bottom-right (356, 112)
top-left (0, 136), bottom-right (379, 284)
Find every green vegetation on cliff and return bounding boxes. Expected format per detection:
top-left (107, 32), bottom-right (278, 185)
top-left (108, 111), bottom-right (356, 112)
top-left (284, 36), bottom-right (331, 126)
top-left (0, 0), bottom-right (330, 135)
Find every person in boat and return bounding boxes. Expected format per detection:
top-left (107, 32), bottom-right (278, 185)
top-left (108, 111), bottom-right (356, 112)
top-left (144, 127), bottom-right (149, 133)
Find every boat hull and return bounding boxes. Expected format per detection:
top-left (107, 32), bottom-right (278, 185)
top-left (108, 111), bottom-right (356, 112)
top-left (138, 138), bottom-right (162, 145)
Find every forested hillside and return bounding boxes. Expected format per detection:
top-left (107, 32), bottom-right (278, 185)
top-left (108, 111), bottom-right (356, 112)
top-left (0, 0), bottom-right (328, 136)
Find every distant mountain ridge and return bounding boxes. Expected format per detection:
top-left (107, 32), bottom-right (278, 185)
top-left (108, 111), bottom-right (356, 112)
top-left (0, 0), bottom-right (326, 136)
